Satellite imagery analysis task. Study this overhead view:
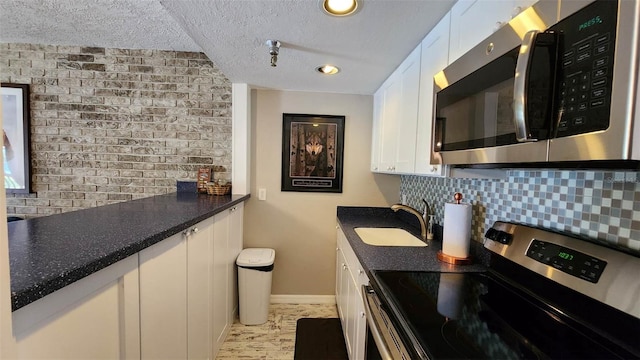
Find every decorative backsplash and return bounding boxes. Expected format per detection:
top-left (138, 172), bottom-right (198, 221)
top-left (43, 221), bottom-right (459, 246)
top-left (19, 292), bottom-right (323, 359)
top-left (400, 170), bottom-right (640, 254)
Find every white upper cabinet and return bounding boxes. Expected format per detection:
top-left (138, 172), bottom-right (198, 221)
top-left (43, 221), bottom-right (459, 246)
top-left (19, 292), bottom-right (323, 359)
top-left (415, 13), bottom-right (451, 176)
top-left (376, 71), bottom-right (401, 173)
top-left (372, 0), bottom-right (539, 176)
top-left (370, 90), bottom-right (383, 172)
top-left (449, 0), bottom-right (539, 64)
top-left (372, 45), bottom-right (421, 174)
top-left (395, 45), bottom-right (422, 173)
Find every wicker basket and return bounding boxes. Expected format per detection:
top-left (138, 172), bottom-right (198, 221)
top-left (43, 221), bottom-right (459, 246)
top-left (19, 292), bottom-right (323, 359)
top-left (206, 183), bottom-right (231, 196)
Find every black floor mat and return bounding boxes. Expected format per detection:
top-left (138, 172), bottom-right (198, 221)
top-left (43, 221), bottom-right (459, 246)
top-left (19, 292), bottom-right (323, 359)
top-left (294, 318), bottom-right (349, 360)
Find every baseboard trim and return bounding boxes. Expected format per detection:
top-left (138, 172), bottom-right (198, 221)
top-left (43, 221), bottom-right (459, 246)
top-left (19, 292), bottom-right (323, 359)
top-left (270, 294), bottom-right (336, 304)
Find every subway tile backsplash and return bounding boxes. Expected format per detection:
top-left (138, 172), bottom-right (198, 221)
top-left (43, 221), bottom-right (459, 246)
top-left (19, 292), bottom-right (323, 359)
top-left (400, 170), bottom-right (640, 254)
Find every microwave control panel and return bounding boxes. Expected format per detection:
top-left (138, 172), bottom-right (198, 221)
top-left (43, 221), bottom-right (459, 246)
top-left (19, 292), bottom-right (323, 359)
top-left (554, 0), bottom-right (618, 137)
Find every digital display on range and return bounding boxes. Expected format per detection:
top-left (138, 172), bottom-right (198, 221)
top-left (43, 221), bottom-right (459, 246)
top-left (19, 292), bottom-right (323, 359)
top-left (526, 239), bottom-right (607, 283)
top-left (558, 251), bottom-right (574, 261)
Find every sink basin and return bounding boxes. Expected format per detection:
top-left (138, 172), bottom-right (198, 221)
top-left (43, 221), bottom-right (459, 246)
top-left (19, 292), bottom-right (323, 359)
top-left (354, 227), bottom-right (427, 247)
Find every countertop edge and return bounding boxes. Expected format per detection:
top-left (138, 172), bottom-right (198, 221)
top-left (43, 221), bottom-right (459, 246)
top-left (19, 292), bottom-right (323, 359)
top-left (10, 193), bottom-right (250, 311)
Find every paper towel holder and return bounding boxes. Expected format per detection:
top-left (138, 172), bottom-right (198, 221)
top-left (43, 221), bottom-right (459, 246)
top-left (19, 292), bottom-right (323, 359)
top-left (438, 192), bottom-right (473, 265)
top-left (437, 250), bottom-right (473, 265)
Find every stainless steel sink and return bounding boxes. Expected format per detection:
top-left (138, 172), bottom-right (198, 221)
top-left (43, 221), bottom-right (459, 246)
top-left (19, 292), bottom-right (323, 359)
top-left (354, 227), bottom-right (427, 247)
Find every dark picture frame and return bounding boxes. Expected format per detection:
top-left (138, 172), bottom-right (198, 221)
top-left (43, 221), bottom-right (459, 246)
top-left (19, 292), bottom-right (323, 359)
top-left (281, 113), bottom-right (345, 193)
top-left (1, 83), bottom-right (31, 193)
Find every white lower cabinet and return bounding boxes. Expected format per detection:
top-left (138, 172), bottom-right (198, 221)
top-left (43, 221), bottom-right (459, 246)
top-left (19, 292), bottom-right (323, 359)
top-left (8, 255), bottom-right (140, 359)
top-left (227, 203), bottom-right (244, 334)
top-left (335, 225), bottom-right (368, 360)
top-left (140, 232), bottom-right (188, 359)
top-left (140, 206), bottom-right (243, 360)
top-left (187, 217), bottom-right (215, 360)
top-left (212, 203), bottom-right (244, 355)
top-left (7, 204), bottom-right (245, 360)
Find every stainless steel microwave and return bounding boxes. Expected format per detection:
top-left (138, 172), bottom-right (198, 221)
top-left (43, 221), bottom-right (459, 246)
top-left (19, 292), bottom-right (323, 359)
top-left (433, 0), bottom-right (640, 167)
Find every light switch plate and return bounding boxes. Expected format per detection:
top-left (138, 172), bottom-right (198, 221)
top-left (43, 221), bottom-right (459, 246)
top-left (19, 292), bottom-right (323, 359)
top-left (258, 188), bottom-right (267, 201)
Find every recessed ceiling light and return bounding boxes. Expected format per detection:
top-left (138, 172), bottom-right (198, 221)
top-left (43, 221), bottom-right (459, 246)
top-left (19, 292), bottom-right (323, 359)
top-left (320, 0), bottom-right (359, 16)
top-left (316, 65), bottom-right (340, 75)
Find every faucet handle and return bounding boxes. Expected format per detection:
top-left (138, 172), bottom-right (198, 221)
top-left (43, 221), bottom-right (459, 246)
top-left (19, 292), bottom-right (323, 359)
top-left (422, 198), bottom-right (430, 216)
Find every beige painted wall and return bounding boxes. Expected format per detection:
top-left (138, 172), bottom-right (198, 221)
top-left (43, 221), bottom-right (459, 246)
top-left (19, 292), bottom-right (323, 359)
top-left (244, 89), bottom-right (400, 296)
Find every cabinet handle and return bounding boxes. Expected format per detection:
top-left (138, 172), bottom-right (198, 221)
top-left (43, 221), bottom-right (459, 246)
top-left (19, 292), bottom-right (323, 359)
top-left (336, 247), bottom-right (340, 251)
top-left (360, 311), bottom-right (365, 318)
top-left (182, 230), bottom-right (190, 236)
top-left (358, 269), bottom-right (363, 275)
top-left (431, 166), bottom-right (438, 173)
top-left (229, 206), bottom-right (236, 213)
top-left (191, 227), bottom-right (198, 234)
top-left (342, 264), bottom-right (347, 270)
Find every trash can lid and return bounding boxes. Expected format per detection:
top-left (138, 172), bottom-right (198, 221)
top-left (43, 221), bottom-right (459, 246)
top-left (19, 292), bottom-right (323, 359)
top-left (236, 248), bottom-right (275, 267)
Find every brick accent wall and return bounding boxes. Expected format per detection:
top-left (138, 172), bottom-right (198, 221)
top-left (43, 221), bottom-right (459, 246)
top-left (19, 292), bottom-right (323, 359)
top-left (1, 43), bottom-right (232, 218)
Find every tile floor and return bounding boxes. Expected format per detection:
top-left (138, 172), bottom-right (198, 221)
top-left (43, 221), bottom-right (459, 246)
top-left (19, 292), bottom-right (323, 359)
top-left (215, 303), bottom-right (339, 360)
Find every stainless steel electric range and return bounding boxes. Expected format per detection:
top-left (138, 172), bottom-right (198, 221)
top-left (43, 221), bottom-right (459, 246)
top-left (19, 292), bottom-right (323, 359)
top-left (364, 221), bottom-right (640, 359)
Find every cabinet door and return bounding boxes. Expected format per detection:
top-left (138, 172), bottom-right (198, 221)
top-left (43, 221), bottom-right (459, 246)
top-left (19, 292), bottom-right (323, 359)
top-left (9, 256), bottom-right (140, 359)
top-left (395, 44), bottom-right (422, 173)
top-left (449, 1), bottom-right (518, 64)
top-left (343, 260), bottom-right (356, 359)
top-left (139, 233), bottom-right (188, 360)
top-left (228, 203), bottom-right (244, 325)
top-left (212, 209), bottom-right (230, 355)
top-left (415, 13), bottom-right (450, 176)
top-left (353, 291), bottom-right (367, 360)
top-left (187, 218), bottom-right (215, 360)
top-left (371, 89), bottom-right (383, 172)
top-left (377, 72), bottom-right (401, 173)
top-left (336, 225), bottom-right (369, 360)
top-left (336, 248), bottom-right (349, 329)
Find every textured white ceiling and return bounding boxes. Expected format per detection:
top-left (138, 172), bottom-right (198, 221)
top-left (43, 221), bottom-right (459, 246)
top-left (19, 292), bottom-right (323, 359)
top-left (0, 0), bottom-right (455, 95)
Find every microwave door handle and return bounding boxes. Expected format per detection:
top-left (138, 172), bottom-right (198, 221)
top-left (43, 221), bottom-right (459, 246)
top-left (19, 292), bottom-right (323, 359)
top-left (513, 30), bottom-right (539, 142)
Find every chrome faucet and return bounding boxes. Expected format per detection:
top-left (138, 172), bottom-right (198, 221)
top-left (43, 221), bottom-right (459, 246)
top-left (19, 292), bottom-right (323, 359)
top-left (391, 204), bottom-right (427, 241)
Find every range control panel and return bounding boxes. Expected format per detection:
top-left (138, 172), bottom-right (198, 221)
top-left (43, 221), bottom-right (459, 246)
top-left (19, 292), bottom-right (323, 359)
top-left (484, 221), bottom-right (640, 318)
top-left (526, 239), bottom-right (607, 283)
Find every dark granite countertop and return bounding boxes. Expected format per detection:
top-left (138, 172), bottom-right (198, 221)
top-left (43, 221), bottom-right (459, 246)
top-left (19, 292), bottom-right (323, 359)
top-left (9, 192), bottom-right (249, 311)
top-left (336, 206), bottom-right (489, 274)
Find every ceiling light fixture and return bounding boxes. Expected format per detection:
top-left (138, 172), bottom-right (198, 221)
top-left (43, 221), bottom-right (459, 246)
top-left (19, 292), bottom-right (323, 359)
top-left (265, 39), bottom-right (281, 67)
top-left (316, 65), bottom-right (340, 75)
top-left (321, 0), bottom-right (359, 16)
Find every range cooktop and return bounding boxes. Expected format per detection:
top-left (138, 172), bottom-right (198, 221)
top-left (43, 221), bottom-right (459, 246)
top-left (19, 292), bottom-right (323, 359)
top-left (368, 222), bottom-right (640, 360)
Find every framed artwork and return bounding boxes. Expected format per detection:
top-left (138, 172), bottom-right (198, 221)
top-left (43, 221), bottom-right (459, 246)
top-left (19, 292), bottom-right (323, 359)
top-left (281, 113), bottom-right (345, 193)
top-left (1, 83), bottom-right (31, 193)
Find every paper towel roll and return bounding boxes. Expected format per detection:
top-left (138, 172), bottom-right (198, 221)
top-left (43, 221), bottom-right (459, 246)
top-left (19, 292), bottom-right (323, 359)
top-left (442, 202), bottom-right (472, 258)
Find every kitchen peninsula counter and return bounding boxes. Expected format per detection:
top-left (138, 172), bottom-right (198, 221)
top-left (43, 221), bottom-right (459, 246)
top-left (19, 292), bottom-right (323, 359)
top-left (8, 192), bottom-right (249, 311)
top-left (337, 206), bottom-right (489, 273)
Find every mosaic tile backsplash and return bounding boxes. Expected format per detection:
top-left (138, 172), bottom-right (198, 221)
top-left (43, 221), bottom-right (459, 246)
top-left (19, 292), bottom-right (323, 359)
top-left (400, 170), bottom-right (640, 254)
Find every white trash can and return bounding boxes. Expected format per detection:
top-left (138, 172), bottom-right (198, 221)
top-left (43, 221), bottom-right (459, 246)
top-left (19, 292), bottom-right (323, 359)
top-left (236, 248), bottom-right (275, 325)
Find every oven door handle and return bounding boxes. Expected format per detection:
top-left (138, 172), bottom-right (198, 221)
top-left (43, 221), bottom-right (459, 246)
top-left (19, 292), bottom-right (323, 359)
top-left (362, 285), bottom-right (394, 360)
